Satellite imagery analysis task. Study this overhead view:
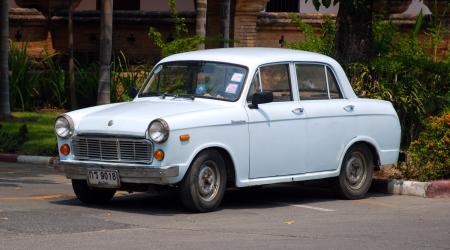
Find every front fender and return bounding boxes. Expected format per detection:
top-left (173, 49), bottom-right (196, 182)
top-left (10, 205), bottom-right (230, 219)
top-left (155, 124), bottom-right (249, 185)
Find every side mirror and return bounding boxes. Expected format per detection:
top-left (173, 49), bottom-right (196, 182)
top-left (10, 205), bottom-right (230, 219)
top-left (128, 87), bottom-right (138, 99)
top-left (248, 92), bottom-right (273, 109)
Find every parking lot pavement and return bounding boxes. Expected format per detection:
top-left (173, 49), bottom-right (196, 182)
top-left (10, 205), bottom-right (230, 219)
top-left (1, 162), bottom-right (449, 250)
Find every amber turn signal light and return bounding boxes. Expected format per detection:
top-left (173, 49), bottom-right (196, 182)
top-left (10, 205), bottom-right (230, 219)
top-left (154, 149), bottom-right (165, 161)
top-left (60, 144), bottom-right (70, 155)
top-left (179, 134), bottom-right (190, 141)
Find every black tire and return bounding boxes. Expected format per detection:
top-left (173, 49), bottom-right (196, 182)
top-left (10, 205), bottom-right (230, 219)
top-left (180, 149), bottom-right (227, 212)
top-left (72, 179), bottom-right (116, 204)
top-left (336, 144), bottom-right (374, 199)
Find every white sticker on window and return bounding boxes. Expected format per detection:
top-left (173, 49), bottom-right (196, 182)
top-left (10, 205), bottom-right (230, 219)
top-left (225, 83), bottom-right (239, 94)
top-left (230, 73), bottom-right (244, 82)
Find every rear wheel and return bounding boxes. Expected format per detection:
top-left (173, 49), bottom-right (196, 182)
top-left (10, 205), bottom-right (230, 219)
top-left (336, 145), bottom-right (374, 199)
top-left (180, 149), bottom-right (227, 212)
top-left (72, 180), bottom-right (116, 204)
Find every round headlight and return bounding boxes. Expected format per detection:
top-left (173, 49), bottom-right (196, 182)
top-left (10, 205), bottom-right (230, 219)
top-left (148, 119), bottom-right (169, 143)
top-left (55, 115), bottom-right (73, 138)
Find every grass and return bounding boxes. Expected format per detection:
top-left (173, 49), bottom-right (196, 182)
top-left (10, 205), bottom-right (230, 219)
top-left (0, 112), bottom-right (60, 156)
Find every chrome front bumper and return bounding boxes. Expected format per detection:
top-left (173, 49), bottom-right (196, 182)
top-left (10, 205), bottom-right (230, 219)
top-left (56, 160), bottom-right (179, 184)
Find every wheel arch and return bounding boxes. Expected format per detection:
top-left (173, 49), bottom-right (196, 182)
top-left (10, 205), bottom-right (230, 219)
top-left (187, 145), bottom-right (237, 188)
top-left (339, 137), bottom-right (381, 172)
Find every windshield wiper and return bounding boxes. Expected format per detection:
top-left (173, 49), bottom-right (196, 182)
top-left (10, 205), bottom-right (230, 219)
top-left (172, 94), bottom-right (195, 100)
top-left (160, 93), bottom-right (195, 100)
top-left (139, 92), bottom-right (160, 97)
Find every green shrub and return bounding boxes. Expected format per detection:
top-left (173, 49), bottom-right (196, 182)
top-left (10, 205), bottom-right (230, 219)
top-left (9, 41), bottom-right (40, 111)
top-left (286, 14), bottom-right (335, 56)
top-left (396, 112), bottom-right (450, 181)
top-left (349, 14), bottom-right (450, 147)
top-left (0, 123), bottom-right (28, 153)
top-left (111, 51), bottom-right (150, 103)
top-left (348, 57), bottom-right (450, 147)
top-left (75, 63), bottom-right (99, 108)
top-left (148, 0), bottom-right (204, 57)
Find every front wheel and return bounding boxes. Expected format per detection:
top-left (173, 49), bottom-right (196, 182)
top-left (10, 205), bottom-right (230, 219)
top-left (72, 180), bottom-right (116, 204)
top-left (336, 145), bottom-right (374, 199)
top-left (180, 149), bottom-right (227, 212)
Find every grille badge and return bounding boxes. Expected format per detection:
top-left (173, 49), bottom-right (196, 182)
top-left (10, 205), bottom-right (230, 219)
top-left (108, 120), bottom-right (114, 126)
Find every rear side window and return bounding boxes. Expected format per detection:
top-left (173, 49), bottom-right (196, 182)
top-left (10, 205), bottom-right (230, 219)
top-left (296, 64), bottom-right (343, 100)
top-left (296, 64), bottom-right (328, 100)
top-left (327, 67), bottom-right (343, 99)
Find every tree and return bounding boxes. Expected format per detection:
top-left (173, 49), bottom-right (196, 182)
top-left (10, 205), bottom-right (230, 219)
top-left (307, 0), bottom-right (374, 64)
top-left (68, 0), bottom-right (77, 109)
top-left (0, 0), bottom-right (10, 119)
top-left (195, 0), bottom-right (207, 50)
top-left (97, 0), bottom-right (113, 105)
top-left (222, 0), bottom-right (231, 48)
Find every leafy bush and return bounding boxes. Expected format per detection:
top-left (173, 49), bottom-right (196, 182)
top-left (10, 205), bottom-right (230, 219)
top-left (148, 0), bottom-right (204, 57)
top-left (396, 112), bottom-right (450, 181)
top-left (348, 57), bottom-right (450, 146)
top-left (9, 42), bottom-right (40, 111)
top-left (0, 123), bottom-right (28, 153)
top-left (286, 14), bottom-right (335, 56)
top-left (40, 50), bottom-right (68, 109)
top-left (111, 51), bottom-right (150, 103)
top-left (350, 15), bottom-right (450, 147)
top-left (9, 42), bottom-right (68, 110)
top-left (8, 41), bottom-right (149, 110)
top-left (75, 63), bottom-right (99, 108)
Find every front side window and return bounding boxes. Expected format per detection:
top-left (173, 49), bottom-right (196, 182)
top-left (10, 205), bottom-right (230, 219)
top-left (247, 64), bottom-right (292, 102)
top-left (139, 61), bottom-right (247, 101)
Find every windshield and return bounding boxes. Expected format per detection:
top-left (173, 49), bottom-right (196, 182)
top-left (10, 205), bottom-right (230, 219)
top-left (139, 61), bottom-right (248, 101)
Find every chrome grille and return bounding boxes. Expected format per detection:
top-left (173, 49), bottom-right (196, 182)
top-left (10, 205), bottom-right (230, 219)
top-left (72, 136), bottom-right (153, 164)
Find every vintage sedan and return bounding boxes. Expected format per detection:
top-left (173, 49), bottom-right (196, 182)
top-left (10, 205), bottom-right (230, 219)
top-left (55, 48), bottom-right (401, 212)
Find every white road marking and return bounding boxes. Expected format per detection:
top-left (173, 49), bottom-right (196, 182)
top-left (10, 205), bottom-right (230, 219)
top-left (289, 204), bottom-right (335, 212)
top-left (271, 202), bottom-right (335, 212)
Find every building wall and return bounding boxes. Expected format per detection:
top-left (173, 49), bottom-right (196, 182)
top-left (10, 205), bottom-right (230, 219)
top-left (8, 0), bottom-right (449, 63)
top-left (9, 4), bottom-right (195, 64)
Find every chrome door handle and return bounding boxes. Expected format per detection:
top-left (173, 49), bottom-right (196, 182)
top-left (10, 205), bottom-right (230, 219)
top-left (292, 107), bottom-right (304, 114)
top-left (343, 105), bottom-right (354, 112)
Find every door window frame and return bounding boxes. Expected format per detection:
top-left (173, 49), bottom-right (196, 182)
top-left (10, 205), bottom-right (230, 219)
top-left (292, 62), bottom-right (346, 101)
top-left (246, 62), bottom-right (296, 103)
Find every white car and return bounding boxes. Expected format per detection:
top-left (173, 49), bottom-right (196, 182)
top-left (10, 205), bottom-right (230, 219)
top-left (55, 48), bottom-right (401, 212)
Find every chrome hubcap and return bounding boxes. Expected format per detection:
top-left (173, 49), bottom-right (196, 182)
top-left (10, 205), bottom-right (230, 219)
top-left (197, 161), bottom-right (220, 202)
top-left (345, 152), bottom-right (367, 190)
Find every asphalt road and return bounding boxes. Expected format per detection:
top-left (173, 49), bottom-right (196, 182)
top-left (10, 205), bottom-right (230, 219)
top-left (0, 162), bottom-right (449, 250)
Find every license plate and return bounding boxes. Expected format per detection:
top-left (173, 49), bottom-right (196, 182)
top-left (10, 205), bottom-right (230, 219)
top-left (87, 169), bottom-right (120, 188)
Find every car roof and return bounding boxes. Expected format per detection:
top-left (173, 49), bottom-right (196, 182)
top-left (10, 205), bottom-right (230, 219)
top-left (159, 47), bottom-right (338, 68)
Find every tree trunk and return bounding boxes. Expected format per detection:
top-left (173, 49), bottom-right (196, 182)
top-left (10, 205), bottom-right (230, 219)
top-left (195, 0), bottom-right (207, 50)
top-left (97, 0), bottom-right (113, 105)
top-left (68, 0), bottom-right (77, 109)
top-left (334, 0), bottom-right (374, 64)
top-left (222, 0), bottom-right (231, 48)
top-left (0, 0), bottom-right (10, 119)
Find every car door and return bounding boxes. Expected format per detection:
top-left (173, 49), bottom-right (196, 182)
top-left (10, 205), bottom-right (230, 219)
top-left (294, 63), bottom-right (356, 173)
top-left (246, 63), bottom-right (308, 178)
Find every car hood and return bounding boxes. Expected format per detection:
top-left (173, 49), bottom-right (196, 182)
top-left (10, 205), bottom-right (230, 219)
top-left (76, 99), bottom-right (224, 137)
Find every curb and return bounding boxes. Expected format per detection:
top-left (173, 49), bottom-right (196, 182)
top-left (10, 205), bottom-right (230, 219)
top-left (0, 153), bottom-right (58, 166)
top-left (371, 179), bottom-right (450, 198)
